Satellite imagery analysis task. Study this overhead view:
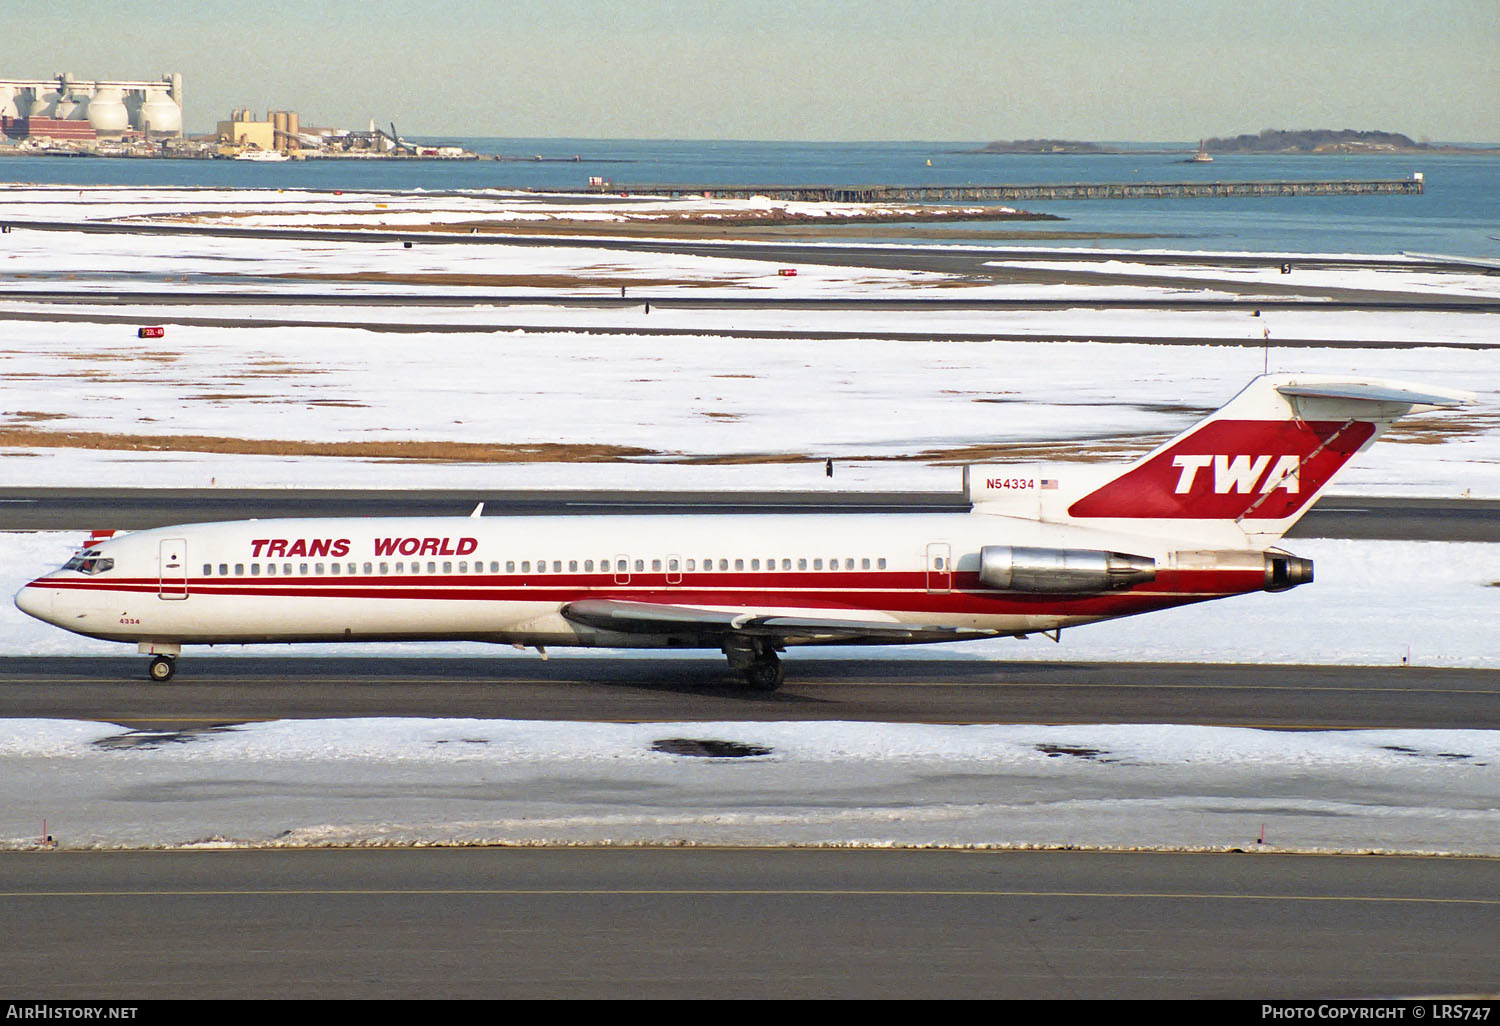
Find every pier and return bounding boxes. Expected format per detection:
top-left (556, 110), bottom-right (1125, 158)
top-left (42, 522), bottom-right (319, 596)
top-left (573, 178), bottom-right (1425, 202)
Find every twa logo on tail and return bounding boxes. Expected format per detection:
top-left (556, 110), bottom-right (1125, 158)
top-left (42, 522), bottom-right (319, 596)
top-left (1172, 454), bottom-right (1301, 494)
top-left (1070, 419), bottom-right (1376, 520)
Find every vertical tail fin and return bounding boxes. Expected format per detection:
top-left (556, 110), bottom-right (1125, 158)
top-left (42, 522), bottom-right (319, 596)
top-left (969, 374), bottom-right (1472, 543)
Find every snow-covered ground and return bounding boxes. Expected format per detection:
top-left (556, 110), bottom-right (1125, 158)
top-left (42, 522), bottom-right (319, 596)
top-left (1, 189), bottom-right (1495, 494)
top-left (2, 718), bottom-right (1495, 854)
top-left (0, 320), bottom-right (1494, 493)
top-left (3, 187), bottom-right (1498, 856)
top-left (0, 184), bottom-right (1013, 227)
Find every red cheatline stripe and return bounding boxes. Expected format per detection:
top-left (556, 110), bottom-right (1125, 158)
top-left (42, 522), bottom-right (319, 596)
top-left (25, 575), bottom-right (1261, 616)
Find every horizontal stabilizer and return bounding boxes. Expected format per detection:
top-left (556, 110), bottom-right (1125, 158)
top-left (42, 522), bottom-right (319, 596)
top-left (1275, 382), bottom-right (1471, 410)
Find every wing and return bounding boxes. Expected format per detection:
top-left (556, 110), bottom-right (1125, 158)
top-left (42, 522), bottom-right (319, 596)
top-left (560, 599), bottom-right (997, 645)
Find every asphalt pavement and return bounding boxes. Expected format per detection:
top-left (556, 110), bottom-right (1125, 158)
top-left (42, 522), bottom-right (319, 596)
top-left (2, 488), bottom-right (1496, 540)
top-left (3, 848), bottom-right (1496, 998)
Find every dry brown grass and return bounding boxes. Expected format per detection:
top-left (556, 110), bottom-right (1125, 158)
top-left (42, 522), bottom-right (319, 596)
top-left (1382, 412), bottom-right (1500, 445)
top-left (0, 423), bottom-right (1164, 466)
top-left (272, 271), bottom-right (738, 289)
top-left (0, 428), bottom-right (656, 463)
top-left (4, 410), bottom-right (71, 422)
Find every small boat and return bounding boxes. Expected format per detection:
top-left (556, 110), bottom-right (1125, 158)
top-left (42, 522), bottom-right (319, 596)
top-left (235, 149), bottom-right (289, 162)
top-left (1190, 140), bottom-right (1213, 163)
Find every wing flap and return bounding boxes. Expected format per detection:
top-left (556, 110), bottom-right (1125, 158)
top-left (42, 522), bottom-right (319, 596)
top-left (560, 599), bottom-right (996, 643)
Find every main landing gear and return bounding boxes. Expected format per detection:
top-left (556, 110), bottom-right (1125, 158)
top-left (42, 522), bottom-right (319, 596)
top-left (147, 655), bottom-right (176, 682)
top-left (725, 638), bottom-right (784, 692)
top-left (743, 653), bottom-right (784, 692)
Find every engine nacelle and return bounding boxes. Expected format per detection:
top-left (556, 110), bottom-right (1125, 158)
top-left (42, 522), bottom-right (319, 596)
top-left (978, 545), bottom-right (1157, 593)
top-left (1264, 551), bottom-right (1314, 592)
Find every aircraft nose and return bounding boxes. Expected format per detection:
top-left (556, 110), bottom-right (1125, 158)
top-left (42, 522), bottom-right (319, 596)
top-left (14, 583), bottom-right (54, 623)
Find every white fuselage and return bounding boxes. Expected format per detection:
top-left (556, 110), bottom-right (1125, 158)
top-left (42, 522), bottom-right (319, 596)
top-left (16, 512), bottom-right (1271, 652)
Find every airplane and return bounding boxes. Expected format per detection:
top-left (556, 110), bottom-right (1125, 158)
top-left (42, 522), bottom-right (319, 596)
top-left (14, 373), bottom-right (1472, 689)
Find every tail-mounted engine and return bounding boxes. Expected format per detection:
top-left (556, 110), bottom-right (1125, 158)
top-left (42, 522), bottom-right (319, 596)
top-left (978, 545), bottom-right (1157, 594)
top-left (1264, 551), bottom-right (1314, 592)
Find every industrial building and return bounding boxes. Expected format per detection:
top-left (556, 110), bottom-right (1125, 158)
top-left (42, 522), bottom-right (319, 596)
top-left (216, 108), bottom-right (303, 152)
top-left (0, 72), bottom-right (183, 141)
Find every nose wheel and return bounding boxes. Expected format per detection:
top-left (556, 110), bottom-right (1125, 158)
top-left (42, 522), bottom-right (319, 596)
top-left (147, 655), bottom-right (176, 682)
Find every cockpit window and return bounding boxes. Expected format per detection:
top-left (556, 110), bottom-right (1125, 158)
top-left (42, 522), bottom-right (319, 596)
top-left (62, 549), bottom-right (115, 575)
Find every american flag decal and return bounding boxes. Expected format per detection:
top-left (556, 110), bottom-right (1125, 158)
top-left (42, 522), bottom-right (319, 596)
top-left (1040, 479), bottom-right (1059, 490)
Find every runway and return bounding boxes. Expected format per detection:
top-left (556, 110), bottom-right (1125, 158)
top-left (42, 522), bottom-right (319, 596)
top-left (3, 848), bottom-right (1496, 998)
top-left (3, 656), bottom-right (1496, 730)
top-left (2, 487), bottom-right (1496, 541)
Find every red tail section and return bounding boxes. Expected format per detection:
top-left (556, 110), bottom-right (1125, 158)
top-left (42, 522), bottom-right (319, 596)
top-left (1068, 418), bottom-right (1376, 520)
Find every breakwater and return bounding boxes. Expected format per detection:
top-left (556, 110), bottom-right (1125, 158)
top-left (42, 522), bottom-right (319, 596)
top-left (572, 178), bottom-right (1425, 202)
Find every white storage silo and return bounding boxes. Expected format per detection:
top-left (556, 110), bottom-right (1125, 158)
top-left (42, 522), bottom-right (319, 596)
top-left (138, 86), bottom-right (181, 136)
top-left (27, 85), bottom-right (61, 118)
top-left (88, 86), bottom-right (129, 135)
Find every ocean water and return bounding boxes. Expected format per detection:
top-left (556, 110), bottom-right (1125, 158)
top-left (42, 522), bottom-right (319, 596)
top-left (1, 139), bottom-right (1496, 257)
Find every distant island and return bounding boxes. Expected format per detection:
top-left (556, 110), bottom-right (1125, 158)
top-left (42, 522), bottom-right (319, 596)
top-left (958, 130), bottom-right (1497, 156)
top-left (1203, 129), bottom-right (1428, 154)
top-left (970, 139), bottom-right (1107, 154)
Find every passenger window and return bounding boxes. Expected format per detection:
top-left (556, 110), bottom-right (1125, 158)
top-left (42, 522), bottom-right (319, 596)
top-left (862, 558), bottom-right (870, 570)
top-left (315, 563), bottom-right (324, 574)
top-left (219, 563), bottom-right (228, 576)
top-left (426, 562), bottom-right (436, 574)
top-left (283, 563), bottom-right (292, 576)
top-left (813, 559), bottom-right (823, 570)
top-left (584, 560), bottom-right (594, 572)
top-left (522, 561), bottom-right (531, 573)
top-left (443, 561), bottom-right (452, 573)
top-left (798, 558), bottom-right (807, 570)
top-left (347, 563), bottom-right (356, 575)
top-left (202, 564), bottom-right (212, 576)
top-left (734, 559), bottom-right (744, 571)
top-left (751, 559), bottom-right (760, 571)
top-left (652, 559), bottom-right (661, 572)
top-left (617, 559), bottom-right (627, 572)
top-left (266, 564), bottom-right (277, 576)
top-left (569, 560), bottom-right (578, 572)
top-left (299, 563), bottom-right (309, 575)
top-left (783, 559), bottom-right (792, 570)
top-left (686, 559), bottom-right (695, 571)
top-left (718, 559), bottom-right (728, 571)
top-left (331, 563), bottom-right (341, 575)
top-left (668, 558), bottom-right (679, 571)
top-left (878, 558), bottom-right (887, 569)
top-left (506, 561), bottom-right (516, 573)
top-left (379, 562), bottom-right (389, 574)
top-left (364, 562), bottom-right (373, 574)
top-left (634, 559), bottom-right (644, 572)
top-left (235, 564), bottom-right (245, 576)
